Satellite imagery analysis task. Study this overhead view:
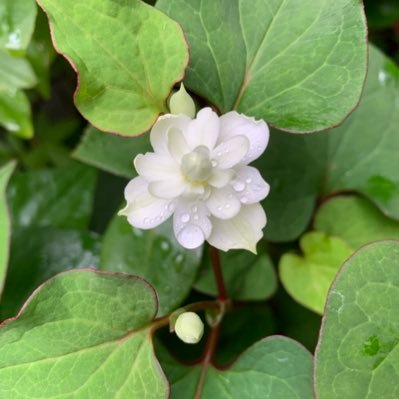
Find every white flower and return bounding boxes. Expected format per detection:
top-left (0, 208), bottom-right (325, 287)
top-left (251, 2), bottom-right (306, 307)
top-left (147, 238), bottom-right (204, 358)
top-left (174, 312), bottom-right (204, 344)
top-left (119, 107), bottom-right (270, 253)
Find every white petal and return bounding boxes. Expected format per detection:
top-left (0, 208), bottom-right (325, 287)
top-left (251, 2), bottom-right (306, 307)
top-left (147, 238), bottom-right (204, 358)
top-left (184, 108), bottom-right (219, 150)
top-left (148, 178), bottom-right (186, 199)
top-left (119, 177), bottom-right (173, 229)
top-left (219, 111), bottom-right (269, 164)
top-left (150, 114), bottom-right (191, 155)
top-left (134, 153), bottom-right (180, 182)
top-left (208, 203), bottom-right (266, 253)
top-left (168, 126), bottom-right (190, 161)
top-left (173, 201), bottom-right (211, 249)
top-left (231, 166), bottom-right (270, 204)
top-left (212, 135), bottom-right (249, 169)
top-left (208, 169), bottom-right (234, 188)
top-left (206, 187), bottom-right (241, 219)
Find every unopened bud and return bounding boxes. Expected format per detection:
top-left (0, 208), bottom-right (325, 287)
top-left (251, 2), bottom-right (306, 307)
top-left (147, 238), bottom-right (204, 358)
top-left (169, 83), bottom-right (196, 118)
top-left (174, 312), bottom-right (204, 344)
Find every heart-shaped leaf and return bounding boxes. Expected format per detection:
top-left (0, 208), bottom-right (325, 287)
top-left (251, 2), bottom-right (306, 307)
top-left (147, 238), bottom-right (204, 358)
top-left (315, 241), bottom-right (399, 398)
top-left (0, 270), bottom-right (169, 399)
top-left (37, 0), bottom-right (189, 136)
top-left (157, 0), bottom-right (367, 133)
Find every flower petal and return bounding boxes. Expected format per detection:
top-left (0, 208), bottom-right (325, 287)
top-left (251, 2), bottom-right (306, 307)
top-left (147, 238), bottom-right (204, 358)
top-left (148, 178), bottom-right (186, 199)
top-left (168, 126), bottom-right (190, 161)
top-left (219, 111), bottom-right (269, 164)
top-left (208, 203), bottom-right (266, 253)
top-left (184, 108), bottom-right (219, 151)
top-left (173, 201), bottom-right (211, 249)
top-left (150, 114), bottom-right (191, 155)
top-left (231, 166), bottom-right (270, 204)
top-left (119, 177), bottom-right (174, 229)
top-left (134, 153), bottom-right (180, 182)
top-left (206, 187), bottom-right (241, 219)
top-left (208, 169), bottom-right (234, 188)
top-left (212, 135), bottom-right (249, 169)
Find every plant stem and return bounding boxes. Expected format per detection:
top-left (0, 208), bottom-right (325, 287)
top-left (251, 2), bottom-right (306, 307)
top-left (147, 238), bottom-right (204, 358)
top-left (209, 246), bottom-right (228, 301)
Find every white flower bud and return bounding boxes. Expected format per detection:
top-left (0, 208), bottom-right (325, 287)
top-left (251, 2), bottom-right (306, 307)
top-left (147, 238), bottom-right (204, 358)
top-left (174, 312), bottom-right (204, 344)
top-left (169, 83), bottom-right (196, 118)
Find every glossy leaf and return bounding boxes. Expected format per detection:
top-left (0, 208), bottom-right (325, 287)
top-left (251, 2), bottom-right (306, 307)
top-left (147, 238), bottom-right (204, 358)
top-left (73, 125), bottom-right (150, 178)
top-left (279, 232), bottom-right (352, 314)
top-left (37, 0), bottom-right (188, 136)
top-left (7, 162), bottom-right (97, 229)
top-left (315, 195), bottom-right (399, 248)
top-left (315, 241), bottom-right (399, 398)
top-left (158, 336), bottom-right (313, 398)
top-left (195, 247), bottom-right (277, 301)
top-left (0, 0), bottom-right (37, 52)
top-left (100, 216), bottom-right (202, 316)
top-left (0, 270), bottom-right (168, 399)
top-left (0, 51), bottom-right (37, 90)
top-left (0, 161), bottom-right (16, 298)
top-left (157, 0), bottom-right (367, 133)
top-left (0, 227), bottom-right (100, 320)
top-left (0, 89), bottom-right (33, 138)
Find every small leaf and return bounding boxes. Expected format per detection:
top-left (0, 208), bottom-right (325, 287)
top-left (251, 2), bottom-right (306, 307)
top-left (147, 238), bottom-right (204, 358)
top-left (279, 232), bottom-right (353, 314)
top-left (158, 336), bottom-right (313, 398)
top-left (315, 241), bottom-right (399, 398)
top-left (37, 0), bottom-right (189, 136)
top-left (0, 0), bottom-right (37, 53)
top-left (195, 247), bottom-right (277, 301)
top-left (157, 0), bottom-right (367, 133)
top-left (73, 125), bottom-right (151, 178)
top-left (0, 51), bottom-right (37, 90)
top-left (315, 195), bottom-right (399, 248)
top-left (100, 216), bottom-right (202, 316)
top-left (0, 89), bottom-right (33, 138)
top-left (0, 270), bottom-right (168, 399)
top-left (7, 162), bottom-right (97, 229)
top-left (0, 161), bottom-right (16, 298)
top-left (0, 227), bottom-right (101, 320)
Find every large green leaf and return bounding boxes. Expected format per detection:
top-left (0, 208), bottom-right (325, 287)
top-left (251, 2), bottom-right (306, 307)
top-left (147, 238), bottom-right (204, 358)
top-left (101, 216), bottom-right (202, 316)
top-left (7, 162), bottom-right (97, 229)
top-left (157, 0), bottom-right (367, 133)
top-left (0, 89), bottom-right (33, 138)
top-left (195, 246), bottom-right (277, 301)
top-left (0, 0), bottom-right (37, 52)
top-left (0, 227), bottom-right (101, 320)
top-left (73, 125), bottom-right (150, 178)
top-left (0, 270), bottom-right (168, 399)
top-left (158, 336), bottom-right (313, 398)
top-left (279, 231), bottom-right (353, 314)
top-left (315, 195), bottom-right (399, 248)
top-left (314, 241), bottom-right (399, 398)
top-left (0, 161), bottom-right (16, 298)
top-left (37, 0), bottom-right (188, 136)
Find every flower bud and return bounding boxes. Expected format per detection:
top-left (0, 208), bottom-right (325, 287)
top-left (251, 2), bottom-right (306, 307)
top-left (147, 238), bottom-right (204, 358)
top-left (174, 312), bottom-right (204, 344)
top-left (169, 83), bottom-right (196, 118)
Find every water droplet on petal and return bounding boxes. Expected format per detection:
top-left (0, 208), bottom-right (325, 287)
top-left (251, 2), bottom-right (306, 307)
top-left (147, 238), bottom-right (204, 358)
top-left (233, 181), bottom-right (245, 192)
top-left (245, 178), bottom-right (252, 184)
top-left (225, 203), bottom-right (231, 209)
top-left (241, 196), bottom-right (248, 204)
top-left (217, 205), bottom-right (223, 211)
top-left (181, 213), bottom-right (190, 223)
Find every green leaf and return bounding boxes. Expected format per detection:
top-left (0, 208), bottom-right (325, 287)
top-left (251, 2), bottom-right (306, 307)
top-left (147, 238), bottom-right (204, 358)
top-left (0, 161), bottom-right (16, 298)
top-left (73, 125), bottom-right (150, 178)
top-left (315, 195), bottom-right (399, 248)
top-left (0, 227), bottom-right (100, 320)
top-left (314, 241), bottom-right (399, 398)
top-left (0, 0), bottom-right (37, 53)
top-left (37, 0), bottom-right (188, 136)
top-left (0, 89), bottom-right (33, 138)
top-left (279, 232), bottom-right (353, 314)
top-left (157, 0), bottom-right (367, 133)
top-left (0, 270), bottom-right (168, 399)
top-left (0, 51), bottom-right (37, 90)
top-left (158, 336), bottom-right (313, 398)
top-left (195, 247), bottom-right (277, 301)
top-left (100, 216), bottom-right (202, 316)
top-left (7, 162), bottom-right (97, 229)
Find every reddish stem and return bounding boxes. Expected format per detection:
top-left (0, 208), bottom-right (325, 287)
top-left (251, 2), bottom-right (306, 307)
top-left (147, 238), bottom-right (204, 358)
top-left (209, 246), bottom-right (228, 301)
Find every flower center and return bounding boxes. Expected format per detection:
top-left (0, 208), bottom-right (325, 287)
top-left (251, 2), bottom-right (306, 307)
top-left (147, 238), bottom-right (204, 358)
top-left (181, 146), bottom-right (212, 182)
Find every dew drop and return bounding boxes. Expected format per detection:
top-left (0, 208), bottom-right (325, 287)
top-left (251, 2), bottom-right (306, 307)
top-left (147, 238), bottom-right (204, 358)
top-left (217, 205), bottom-right (223, 211)
top-left (245, 178), bottom-right (252, 184)
top-left (161, 241), bottom-right (170, 251)
top-left (233, 181), bottom-right (245, 192)
top-left (181, 213), bottom-right (190, 223)
top-left (241, 196), bottom-right (248, 204)
top-left (225, 203), bottom-right (231, 209)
